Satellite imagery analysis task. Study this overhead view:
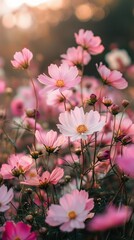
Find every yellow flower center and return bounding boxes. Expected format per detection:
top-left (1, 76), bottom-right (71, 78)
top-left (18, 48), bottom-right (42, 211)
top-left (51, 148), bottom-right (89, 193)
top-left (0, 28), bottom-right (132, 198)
top-left (14, 237), bottom-right (21, 240)
top-left (77, 124), bottom-right (88, 134)
top-left (56, 80), bottom-right (64, 87)
top-left (68, 211), bottom-right (77, 219)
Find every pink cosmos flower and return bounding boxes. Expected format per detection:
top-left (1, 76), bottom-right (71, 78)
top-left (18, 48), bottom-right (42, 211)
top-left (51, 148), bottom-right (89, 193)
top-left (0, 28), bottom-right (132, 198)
top-left (0, 154), bottom-right (33, 179)
top-left (0, 79), bottom-right (6, 93)
top-left (116, 145), bottom-right (134, 178)
top-left (87, 205), bottom-right (132, 231)
top-left (38, 63), bottom-right (80, 94)
top-left (21, 167), bottom-right (64, 187)
top-left (11, 98), bottom-right (24, 116)
top-left (46, 189), bottom-right (94, 232)
top-left (61, 46), bottom-right (91, 67)
top-left (35, 129), bottom-right (67, 153)
top-left (57, 107), bottom-right (105, 141)
top-left (2, 221), bottom-right (37, 240)
top-left (11, 48), bottom-right (33, 69)
top-left (75, 29), bottom-right (104, 55)
top-left (0, 185), bottom-right (14, 212)
top-left (96, 62), bottom-right (128, 89)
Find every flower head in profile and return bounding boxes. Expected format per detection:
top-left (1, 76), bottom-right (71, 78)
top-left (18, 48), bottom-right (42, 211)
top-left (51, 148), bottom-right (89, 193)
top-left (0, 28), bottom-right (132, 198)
top-left (61, 46), bottom-right (91, 67)
top-left (21, 167), bottom-right (64, 187)
top-left (38, 63), bottom-right (80, 94)
top-left (0, 154), bottom-right (33, 179)
top-left (75, 29), bottom-right (104, 55)
top-left (96, 62), bottom-right (128, 89)
top-left (2, 221), bottom-right (37, 240)
top-left (87, 205), bottom-right (132, 231)
top-left (11, 48), bottom-right (33, 69)
top-left (0, 185), bottom-right (14, 212)
top-left (46, 189), bottom-right (94, 232)
top-left (35, 129), bottom-right (67, 153)
top-left (57, 107), bottom-right (105, 141)
top-left (116, 145), bottom-right (134, 178)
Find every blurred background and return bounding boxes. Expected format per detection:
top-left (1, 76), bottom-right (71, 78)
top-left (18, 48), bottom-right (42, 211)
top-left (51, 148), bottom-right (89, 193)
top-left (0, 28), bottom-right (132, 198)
top-left (0, 0), bottom-right (134, 82)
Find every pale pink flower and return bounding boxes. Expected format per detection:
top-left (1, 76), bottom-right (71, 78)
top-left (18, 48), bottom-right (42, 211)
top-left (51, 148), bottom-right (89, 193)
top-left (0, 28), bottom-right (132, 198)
top-left (35, 129), bottom-right (67, 153)
top-left (46, 189), bottom-right (94, 232)
top-left (0, 185), bottom-right (14, 212)
top-left (61, 46), bottom-right (91, 67)
top-left (0, 154), bottom-right (33, 179)
top-left (11, 98), bottom-right (24, 116)
top-left (2, 221), bottom-right (37, 240)
top-left (38, 63), bottom-right (80, 94)
top-left (21, 167), bottom-right (64, 187)
top-left (57, 107), bottom-right (105, 141)
top-left (96, 62), bottom-right (128, 89)
top-left (0, 79), bottom-right (6, 93)
top-left (11, 48), bottom-right (33, 69)
top-left (88, 205), bottom-right (132, 231)
top-left (116, 145), bottom-right (134, 178)
top-left (75, 29), bottom-right (104, 55)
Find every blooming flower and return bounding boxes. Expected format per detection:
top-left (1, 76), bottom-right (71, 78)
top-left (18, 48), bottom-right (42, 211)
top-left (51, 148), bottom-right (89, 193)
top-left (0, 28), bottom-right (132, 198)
top-left (61, 46), bottom-right (91, 67)
top-left (0, 185), bottom-right (14, 212)
top-left (38, 63), bottom-right (80, 94)
top-left (96, 62), bottom-right (128, 89)
top-left (57, 107), bottom-right (105, 141)
top-left (0, 154), bottom-right (33, 179)
top-left (11, 48), bottom-right (33, 69)
top-left (35, 129), bottom-right (67, 153)
top-left (46, 189), bottom-right (94, 232)
top-left (105, 49), bottom-right (131, 70)
top-left (116, 145), bottom-right (134, 178)
top-left (87, 205), bottom-right (132, 231)
top-left (75, 29), bottom-right (104, 55)
top-left (2, 221), bottom-right (37, 240)
top-left (21, 167), bottom-right (64, 187)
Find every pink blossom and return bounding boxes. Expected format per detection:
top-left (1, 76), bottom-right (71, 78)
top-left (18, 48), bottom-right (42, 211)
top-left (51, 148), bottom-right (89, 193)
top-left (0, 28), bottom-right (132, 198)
top-left (116, 145), bottom-right (134, 178)
top-left (61, 46), bottom-right (91, 67)
top-left (11, 98), bottom-right (24, 116)
top-left (0, 185), bottom-right (14, 212)
top-left (87, 205), bottom-right (132, 231)
top-left (38, 63), bottom-right (80, 94)
top-left (96, 62), bottom-right (128, 89)
top-left (0, 79), bottom-right (6, 93)
top-left (75, 29), bottom-right (104, 55)
top-left (0, 154), bottom-right (33, 179)
top-left (35, 129), bottom-right (67, 153)
top-left (2, 221), bottom-right (37, 240)
top-left (21, 167), bottom-right (64, 187)
top-left (57, 107), bottom-right (105, 141)
top-left (11, 48), bottom-right (33, 69)
top-left (46, 189), bottom-right (94, 232)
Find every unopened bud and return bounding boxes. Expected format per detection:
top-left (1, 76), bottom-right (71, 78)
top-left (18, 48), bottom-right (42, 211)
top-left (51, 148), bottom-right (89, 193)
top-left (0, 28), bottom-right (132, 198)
top-left (31, 150), bottom-right (40, 160)
top-left (26, 109), bottom-right (40, 119)
top-left (25, 214), bottom-right (33, 222)
top-left (87, 94), bottom-right (97, 105)
top-left (121, 135), bottom-right (132, 145)
top-left (65, 175), bottom-right (71, 182)
top-left (122, 99), bottom-right (129, 108)
top-left (110, 104), bottom-right (120, 115)
top-left (39, 227), bottom-right (47, 234)
top-left (5, 87), bottom-right (13, 95)
top-left (97, 150), bottom-right (110, 161)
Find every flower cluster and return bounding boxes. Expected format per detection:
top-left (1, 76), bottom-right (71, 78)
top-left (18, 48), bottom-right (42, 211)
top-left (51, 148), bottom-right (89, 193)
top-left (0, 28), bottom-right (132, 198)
top-left (0, 29), bottom-right (134, 240)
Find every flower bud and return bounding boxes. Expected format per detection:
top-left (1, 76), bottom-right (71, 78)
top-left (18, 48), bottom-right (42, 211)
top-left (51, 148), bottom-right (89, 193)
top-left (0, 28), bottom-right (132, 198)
top-left (25, 214), bottom-right (33, 222)
top-left (121, 135), bottom-right (132, 145)
top-left (87, 94), bottom-right (97, 105)
top-left (102, 97), bottom-right (113, 107)
top-left (122, 99), bottom-right (129, 108)
top-left (97, 150), bottom-right (110, 161)
top-left (110, 104), bottom-right (120, 115)
top-left (26, 109), bottom-right (40, 119)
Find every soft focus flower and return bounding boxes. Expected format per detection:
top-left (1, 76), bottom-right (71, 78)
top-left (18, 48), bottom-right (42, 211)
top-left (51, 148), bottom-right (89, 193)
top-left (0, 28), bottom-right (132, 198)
top-left (11, 48), bottom-right (33, 69)
top-left (35, 129), bottom-right (67, 153)
top-left (97, 62), bottom-right (127, 89)
top-left (0, 79), bottom-right (6, 93)
top-left (57, 107), bottom-right (105, 141)
top-left (0, 154), bottom-right (33, 179)
top-left (2, 221), bottom-right (37, 240)
top-left (46, 189), bottom-right (94, 232)
top-left (38, 63), bottom-right (80, 94)
top-left (21, 167), bottom-right (64, 187)
top-left (11, 98), bottom-right (24, 116)
top-left (87, 205), bottom-right (132, 231)
top-left (75, 29), bottom-right (104, 55)
top-left (96, 62), bottom-right (128, 89)
top-left (61, 46), bottom-right (91, 67)
top-left (105, 49), bottom-right (131, 70)
top-left (0, 185), bottom-right (14, 212)
top-left (116, 145), bottom-right (134, 178)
